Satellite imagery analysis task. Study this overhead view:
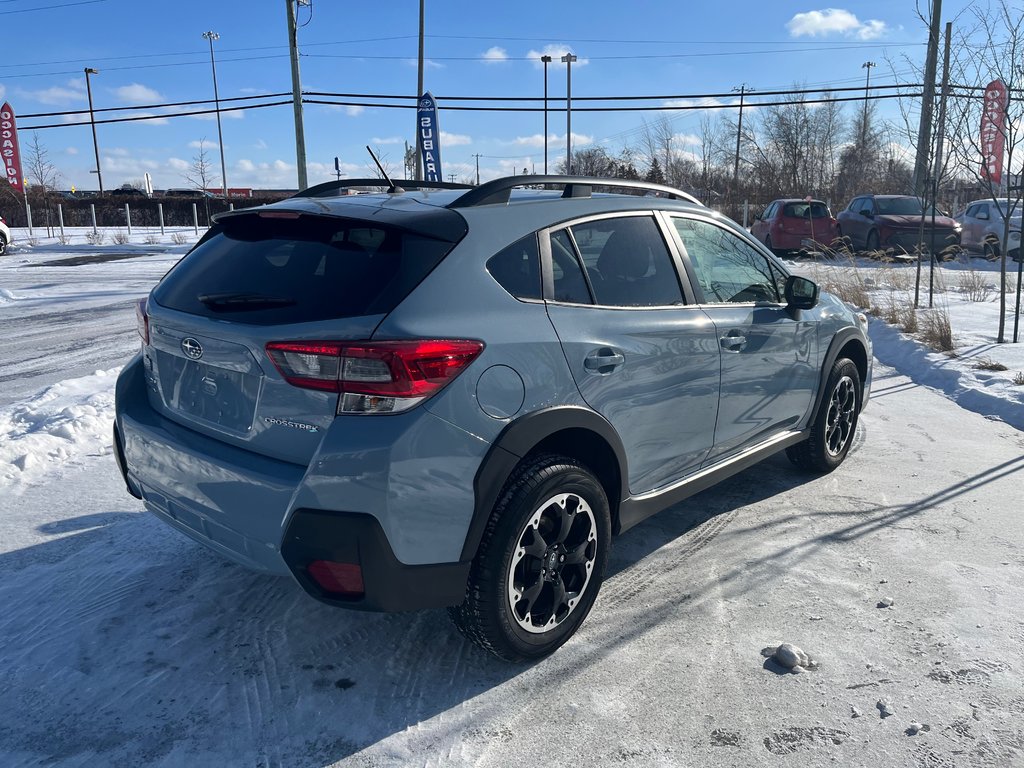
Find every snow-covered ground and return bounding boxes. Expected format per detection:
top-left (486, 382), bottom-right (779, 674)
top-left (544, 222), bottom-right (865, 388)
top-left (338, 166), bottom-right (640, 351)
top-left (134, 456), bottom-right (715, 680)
top-left (2, 229), bottom-right (1024, 767)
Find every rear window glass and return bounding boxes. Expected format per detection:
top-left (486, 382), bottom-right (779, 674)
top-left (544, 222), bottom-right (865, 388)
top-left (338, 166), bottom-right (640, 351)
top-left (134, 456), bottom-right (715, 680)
top-left (782, 202), bottom-right (831, 219)
top-left (152, 215), bottom-right (458, 324)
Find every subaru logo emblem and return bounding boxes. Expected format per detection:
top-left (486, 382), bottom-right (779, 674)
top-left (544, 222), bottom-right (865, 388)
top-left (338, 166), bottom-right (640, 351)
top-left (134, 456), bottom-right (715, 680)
top-left (181, 337), bottom-right (204, 360)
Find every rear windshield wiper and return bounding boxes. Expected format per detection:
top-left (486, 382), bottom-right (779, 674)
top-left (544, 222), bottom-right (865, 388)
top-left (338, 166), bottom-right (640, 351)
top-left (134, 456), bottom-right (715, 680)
top-left (197, 292), bottom-right (296, 311)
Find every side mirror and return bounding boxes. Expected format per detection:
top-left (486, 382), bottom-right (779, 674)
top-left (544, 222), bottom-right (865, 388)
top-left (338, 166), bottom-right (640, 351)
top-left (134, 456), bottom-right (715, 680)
top-left (859, 209), bottom-right (873, 218)
top-left (785, 274), bottom-right (819, 310)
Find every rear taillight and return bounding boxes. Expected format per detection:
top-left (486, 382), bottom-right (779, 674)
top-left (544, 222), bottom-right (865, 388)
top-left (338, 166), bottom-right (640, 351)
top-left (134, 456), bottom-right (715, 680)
top-left (265, 339), bottom-right (484, 414)
top-left (135, 297), bottom-right (149, 345)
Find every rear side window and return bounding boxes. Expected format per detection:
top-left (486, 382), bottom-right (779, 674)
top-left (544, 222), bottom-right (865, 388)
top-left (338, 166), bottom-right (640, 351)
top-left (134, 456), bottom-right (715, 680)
top-left (153, 215), bottom-right (458, 324)
top-left (562, 216), bottom-right (683, 307)
top-left (487, 234), bottom-right (542, 300)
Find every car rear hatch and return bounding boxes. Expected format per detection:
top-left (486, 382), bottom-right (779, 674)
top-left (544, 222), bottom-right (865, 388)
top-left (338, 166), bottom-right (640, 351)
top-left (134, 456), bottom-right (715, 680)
top-left (780, 201), bottom-right (832, 238)
top-left (143, 205), bottom-right (467, 465)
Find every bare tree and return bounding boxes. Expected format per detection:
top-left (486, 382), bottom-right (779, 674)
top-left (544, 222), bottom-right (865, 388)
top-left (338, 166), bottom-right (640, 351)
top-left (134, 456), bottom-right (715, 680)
top-left (183, 138), bottom-right (219, 194)
top-left (25, 132), bottom-right (63, 235)
top-left (944, 0), bottom-right (1024, 343)
top-left (25, 132), bottom-right (62, 194)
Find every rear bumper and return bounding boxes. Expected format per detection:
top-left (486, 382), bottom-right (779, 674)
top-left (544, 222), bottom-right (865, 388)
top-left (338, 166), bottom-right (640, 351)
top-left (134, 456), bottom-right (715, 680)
top-left (114, 354), bottom-right (487, 609)
top-left (282, 509), bottom-right (470, 611)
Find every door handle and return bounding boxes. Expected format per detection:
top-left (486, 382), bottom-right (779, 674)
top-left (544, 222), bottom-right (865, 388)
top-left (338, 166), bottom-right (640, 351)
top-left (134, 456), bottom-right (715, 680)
top-left (584, 348), bottom-right (625, 373)
top-left (720, 331), bottom-right (747, 351)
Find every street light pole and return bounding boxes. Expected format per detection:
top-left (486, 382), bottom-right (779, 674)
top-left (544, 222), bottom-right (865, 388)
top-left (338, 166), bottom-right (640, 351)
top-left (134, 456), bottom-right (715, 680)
top-left (84, 67), bottom-right (103, 194)
top-left (561, 53), bottom-right (577, 174)
top-left (203, 31), bottom-right (229, 201)
top-left (541, 55), bottom-right (552, 174)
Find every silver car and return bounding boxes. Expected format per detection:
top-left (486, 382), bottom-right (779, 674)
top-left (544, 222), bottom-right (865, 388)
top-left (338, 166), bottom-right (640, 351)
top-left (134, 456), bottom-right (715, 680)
top-left (0, 212), bottom-right (10, 256)
top-left (956, 199), bottom-right (1022, 261)
top-left (114, 175), bottom-right (873, 661)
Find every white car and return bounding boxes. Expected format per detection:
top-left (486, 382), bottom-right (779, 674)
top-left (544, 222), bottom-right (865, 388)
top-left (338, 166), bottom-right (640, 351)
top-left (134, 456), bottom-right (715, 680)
top-left (0, 213), bottom-right (10, 256)
top-left (956, 199), bottom-right (1022, 261)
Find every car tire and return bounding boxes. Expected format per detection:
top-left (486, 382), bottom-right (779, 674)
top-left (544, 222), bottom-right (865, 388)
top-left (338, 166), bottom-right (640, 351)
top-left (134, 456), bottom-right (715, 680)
top-left (787, 358), bottom-right (862, 473)
top-left (0, 235), bottom-right (7, 256)
top-left (865, 230), bottom-right (880, 253)
top-left (449, 454), bottom-right (611, 662)
top-left (984, 241), bottom-right (999, 261)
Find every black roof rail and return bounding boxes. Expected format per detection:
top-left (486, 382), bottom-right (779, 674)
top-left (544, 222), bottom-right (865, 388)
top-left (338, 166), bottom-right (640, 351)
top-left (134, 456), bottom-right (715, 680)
top-left (447, 175), bottom-right (703, 209)
top-left (292, 179), bottom-right (474, 199)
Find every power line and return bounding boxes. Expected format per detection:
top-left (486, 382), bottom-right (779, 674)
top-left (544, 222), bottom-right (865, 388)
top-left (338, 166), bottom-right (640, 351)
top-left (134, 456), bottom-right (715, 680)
top-left (0, 0), bottom-right (105, 13)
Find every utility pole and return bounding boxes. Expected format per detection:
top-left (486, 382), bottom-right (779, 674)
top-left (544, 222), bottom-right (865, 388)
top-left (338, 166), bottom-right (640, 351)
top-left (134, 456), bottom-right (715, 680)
top-left (415, 0), bottom-right (425, 180)
top-left (932, 23), bottom-right (953, 192)
top-left (203, 31), bottom-right (229, 200)
top-left (541, 55), bottom-right (552, 174)
top-left (473, 153), bottom-right (481, 185)
top-left (732, 84), bottom-right (751, 195)
top-left (84, 67), bottom-right (103, 194)
top-left (912, 0), bottom-right (942, 196)
top-left (285, 0), bottom-right (308, 189)
top-left (861, 61), bottom-right (876, 144)
top-left (561, 53), bottom-right (577, 174)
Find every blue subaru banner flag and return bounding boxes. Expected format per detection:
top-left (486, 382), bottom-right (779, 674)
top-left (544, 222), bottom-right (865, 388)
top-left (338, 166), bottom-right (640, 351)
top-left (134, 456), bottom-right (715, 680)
top-left (417, 92), bottom-right (442, 183)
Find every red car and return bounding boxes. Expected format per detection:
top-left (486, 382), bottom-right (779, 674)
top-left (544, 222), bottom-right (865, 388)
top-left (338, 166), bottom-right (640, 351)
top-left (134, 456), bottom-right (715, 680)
top-left (750, 199), bottom-right (839, 254)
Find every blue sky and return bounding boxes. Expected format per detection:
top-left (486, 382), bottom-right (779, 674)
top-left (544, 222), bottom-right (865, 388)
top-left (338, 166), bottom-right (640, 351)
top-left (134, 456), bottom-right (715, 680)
top-left (0, 0), bottom-right (978, 191)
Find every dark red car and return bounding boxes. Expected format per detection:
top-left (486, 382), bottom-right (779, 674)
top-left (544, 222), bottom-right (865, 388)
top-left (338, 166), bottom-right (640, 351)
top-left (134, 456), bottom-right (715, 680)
top-left (750, 199), bottom-right (839, 254)
top-left (836, 194), bottom-right (961, 254)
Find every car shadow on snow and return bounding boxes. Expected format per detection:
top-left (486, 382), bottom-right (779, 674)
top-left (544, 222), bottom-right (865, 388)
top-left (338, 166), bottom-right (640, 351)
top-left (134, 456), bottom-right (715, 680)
top-left (6, 441), bottom-right (1019, 766)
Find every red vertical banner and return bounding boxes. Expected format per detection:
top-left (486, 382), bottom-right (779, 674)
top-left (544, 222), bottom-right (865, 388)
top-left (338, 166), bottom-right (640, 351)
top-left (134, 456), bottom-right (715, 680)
top-left (979, 80), bottom-right (1008, 185)
top-left (1, 102), bottom-right (25, 192)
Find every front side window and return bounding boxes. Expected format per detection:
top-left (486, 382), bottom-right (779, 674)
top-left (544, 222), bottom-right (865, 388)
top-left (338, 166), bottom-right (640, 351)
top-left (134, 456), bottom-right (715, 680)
top-left (558, 216), bottom-right (684, 307)
top-left (672, 218), bottom-right (782, 304)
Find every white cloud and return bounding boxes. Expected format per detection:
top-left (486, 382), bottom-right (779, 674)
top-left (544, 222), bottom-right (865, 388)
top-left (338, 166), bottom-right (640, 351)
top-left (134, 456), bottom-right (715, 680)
top-left (440, 131), bottom-right (472, 146)
top-left (191, 109), bottom-right (244, 121)
top-left (168, 158), bottom-right (190, 171)
top-left (405, 59), bottom-right (444, 70)
top-left (19, 80), bottom-right (85, 106)
top-left (525, 46), bottom-right (589, 68)
top-left (482, 46), bottom-right (508, 63)
top-left (253, 139), bottom-right (268, 150)
top-left (673, 133), bottom-right (702, 147)
top-left (65, 147), bottom-right (79, 155)
top-left (121, 112), bottom-right (169, 126)
top-left (371, 136), bottom-right (404, 145)
top-left (114, 83), bottom-right (162, 103)
top-left (512, 132), bottom-right (593, 149)
top-left (188, 140), bottom-right (218, 149)
top-left (0, 84), bottom-right (5, 100)
top-left (345, 105), bottom-right (364, 117)
top-left (787, 9), bottom-right (888, 40)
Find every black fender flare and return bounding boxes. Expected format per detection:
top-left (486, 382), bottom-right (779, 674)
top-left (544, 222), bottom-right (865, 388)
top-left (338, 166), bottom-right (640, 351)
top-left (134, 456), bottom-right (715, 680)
top-left (805, 328), bottom-right (868, 424)
top-left (459, 405), bottom-right (628, 562)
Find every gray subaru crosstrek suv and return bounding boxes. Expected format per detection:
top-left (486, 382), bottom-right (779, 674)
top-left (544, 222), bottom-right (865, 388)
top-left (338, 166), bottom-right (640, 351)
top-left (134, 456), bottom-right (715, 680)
top-left (114, 176), bottom-right (872, 661)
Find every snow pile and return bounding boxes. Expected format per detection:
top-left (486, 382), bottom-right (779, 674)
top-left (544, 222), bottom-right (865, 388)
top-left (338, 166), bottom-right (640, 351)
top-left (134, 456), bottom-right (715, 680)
top-left (0, 368), bottom-right (121, 490)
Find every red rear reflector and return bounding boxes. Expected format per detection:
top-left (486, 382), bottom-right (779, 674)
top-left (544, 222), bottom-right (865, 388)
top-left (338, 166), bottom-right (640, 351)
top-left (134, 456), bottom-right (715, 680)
top-left (307, 560), bottom-right (365, 596)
